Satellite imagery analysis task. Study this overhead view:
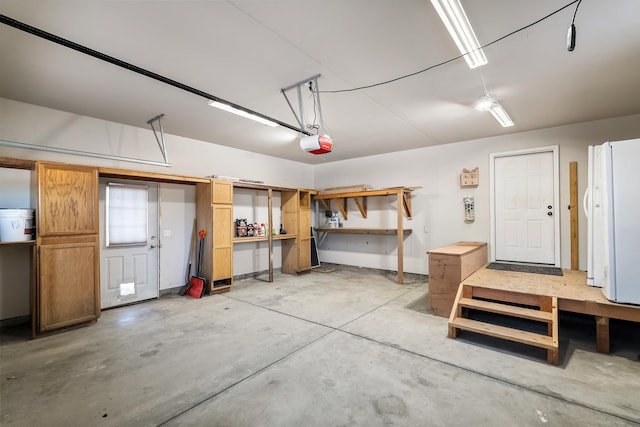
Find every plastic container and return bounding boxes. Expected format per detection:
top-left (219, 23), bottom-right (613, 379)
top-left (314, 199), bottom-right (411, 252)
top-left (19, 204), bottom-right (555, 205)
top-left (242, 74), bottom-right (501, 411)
top-left (0, 209), bottom-right (35, 242)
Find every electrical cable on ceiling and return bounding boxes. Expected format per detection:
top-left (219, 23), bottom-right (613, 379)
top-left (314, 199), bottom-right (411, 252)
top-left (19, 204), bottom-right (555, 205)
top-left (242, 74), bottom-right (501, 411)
top-left (319, 0), bottom-right (583, 94)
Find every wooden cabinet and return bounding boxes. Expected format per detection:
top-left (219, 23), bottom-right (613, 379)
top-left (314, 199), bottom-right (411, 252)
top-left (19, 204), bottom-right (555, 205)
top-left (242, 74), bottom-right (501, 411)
top-left (297, 190), bottom-right (311, 273)
top-left (427, 242), bottom-right (487, 318)
top-left (38, 238), bottom-right (100, 331)
top-left (197, 179), bottom-right (234, 294)
top-left (280, 189), bottom-right (299, 275)
top-left (37, 162), bottom-right (99, 236)
top-left (35, 162), bottom-right (100, 333)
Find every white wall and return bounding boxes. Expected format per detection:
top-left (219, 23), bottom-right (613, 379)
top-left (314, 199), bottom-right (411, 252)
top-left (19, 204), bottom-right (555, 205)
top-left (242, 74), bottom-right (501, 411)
top-left (0, 98), bottom-right (313, 320)
top-left (312, 114), bottom-right (640, 275)
top-left (0, 168), bottom-right (32, 320)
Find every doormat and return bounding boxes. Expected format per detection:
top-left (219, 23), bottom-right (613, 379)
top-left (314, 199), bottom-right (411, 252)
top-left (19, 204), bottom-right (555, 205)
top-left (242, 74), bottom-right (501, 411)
top-left (487, 262), bottom-right (563, 276)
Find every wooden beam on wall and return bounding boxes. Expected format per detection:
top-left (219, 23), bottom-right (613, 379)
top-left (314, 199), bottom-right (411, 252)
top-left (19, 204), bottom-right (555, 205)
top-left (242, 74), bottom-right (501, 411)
top-left (569, 161), bottom-right (579, 270)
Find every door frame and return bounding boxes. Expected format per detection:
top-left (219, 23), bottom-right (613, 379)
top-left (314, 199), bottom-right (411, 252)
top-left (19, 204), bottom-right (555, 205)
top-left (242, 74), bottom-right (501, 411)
top-left (489, 145), bottom-right (561, 267)
top-left (99, 177), bottom-right (160, 308)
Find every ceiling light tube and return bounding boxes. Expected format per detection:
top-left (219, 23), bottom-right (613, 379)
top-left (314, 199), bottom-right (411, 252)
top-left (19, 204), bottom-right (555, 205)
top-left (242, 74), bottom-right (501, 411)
top-left (431, 0), bottom-right (488, 69)
top-left (208, 100), bottom-right (279, 127)
top-left (475, 95), bottom-right (514, 127)
top-left (488, 104), bottom-right (514, 127)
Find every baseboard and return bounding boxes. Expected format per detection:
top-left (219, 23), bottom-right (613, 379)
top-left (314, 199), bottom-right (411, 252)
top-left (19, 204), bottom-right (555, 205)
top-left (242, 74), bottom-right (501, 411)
top-left (0, 315), bottom-right (30, 330)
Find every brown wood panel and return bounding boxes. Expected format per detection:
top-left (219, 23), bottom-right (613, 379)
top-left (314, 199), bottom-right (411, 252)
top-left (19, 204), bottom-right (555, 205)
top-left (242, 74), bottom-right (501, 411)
top-left (569, 161), bottom-right (579, 269)
top-left (38, 240), bottom-right (100, 331)
top-left (427, 242), bottom-right (487, 317)
top-left (316, 228), bottom-right (412, 236)
top-left (212, 204), bottom-right (233, 281)
top-left (98, 167), bottom-right (208, 184)
top-left (464, 267), bottom-right (640, 322)
top-left (0, 157), bottom-right (36, 170)
top-left (212, 179), bottom-right (233, 204)
top-left (37, 163), bottom-right (99, 236)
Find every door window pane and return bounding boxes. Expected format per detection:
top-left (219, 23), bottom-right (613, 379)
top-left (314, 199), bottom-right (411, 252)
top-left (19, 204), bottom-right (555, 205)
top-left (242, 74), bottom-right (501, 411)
top-left (106, 183), bottom-right (148, 246)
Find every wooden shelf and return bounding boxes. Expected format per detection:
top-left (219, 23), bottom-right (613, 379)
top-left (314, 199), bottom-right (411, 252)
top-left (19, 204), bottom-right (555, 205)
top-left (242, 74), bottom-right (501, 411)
top-left (314, 186), bottom-right (416, 285)
top-left (0, 240), bottom-right (36, 246)
top-left (316, 228), bottom-right (412, 236)
top-left (314, 187), bottom-right (416, 220)
top-left (234, 234), bottom-right (296, 243)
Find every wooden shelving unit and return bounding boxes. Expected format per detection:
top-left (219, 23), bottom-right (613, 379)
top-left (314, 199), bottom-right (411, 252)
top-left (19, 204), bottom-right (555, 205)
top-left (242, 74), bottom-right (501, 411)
top-left (196, 180), bottom-right (312, 286)
top-left (314, 187), bottom-right (415, 284)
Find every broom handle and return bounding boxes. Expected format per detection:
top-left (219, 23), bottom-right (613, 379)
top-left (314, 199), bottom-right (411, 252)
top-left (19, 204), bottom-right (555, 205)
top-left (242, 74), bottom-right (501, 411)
top-left (185, 219), bottom-right (197, 282)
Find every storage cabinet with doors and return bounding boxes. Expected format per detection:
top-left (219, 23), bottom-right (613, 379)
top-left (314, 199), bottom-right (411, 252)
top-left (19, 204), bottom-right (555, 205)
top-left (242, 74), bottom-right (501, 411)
top-left (35, 162), bottom-right (100, 333)
top-left (196, 179), bottom-right (234, 294)
top-left (297, 190), bottom-right (312, 273)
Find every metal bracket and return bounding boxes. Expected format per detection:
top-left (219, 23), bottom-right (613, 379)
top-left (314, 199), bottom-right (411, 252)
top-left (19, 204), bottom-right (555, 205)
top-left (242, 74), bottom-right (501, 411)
top-left (281, 74), bottom-right (325, 135)
top-left (146, 114), bottom-right (169, 164)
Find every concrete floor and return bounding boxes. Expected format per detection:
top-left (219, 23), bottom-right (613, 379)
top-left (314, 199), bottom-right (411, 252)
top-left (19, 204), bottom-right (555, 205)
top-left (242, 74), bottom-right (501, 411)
top-left (1, 265), bottom-right (639, 426)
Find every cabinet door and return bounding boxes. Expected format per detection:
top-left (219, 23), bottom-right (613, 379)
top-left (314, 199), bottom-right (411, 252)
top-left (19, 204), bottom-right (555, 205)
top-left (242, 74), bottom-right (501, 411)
top-left (213, 204), bottom-right (233, 280)
top-left (39, 240), bottom-right (100, 331)
top-left (298, 210), bottom-right (311, 271)
top-left (37, 163), bottom-right (99, 236)
top-left (212, 180), bottom-right (233, 204)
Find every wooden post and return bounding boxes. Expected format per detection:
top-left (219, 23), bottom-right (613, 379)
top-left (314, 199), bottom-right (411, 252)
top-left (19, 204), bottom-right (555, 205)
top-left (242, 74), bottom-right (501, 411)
top-left (570, 161), bottom-right (579, 270)
top-left (595, 316), bottom-right (610, 354)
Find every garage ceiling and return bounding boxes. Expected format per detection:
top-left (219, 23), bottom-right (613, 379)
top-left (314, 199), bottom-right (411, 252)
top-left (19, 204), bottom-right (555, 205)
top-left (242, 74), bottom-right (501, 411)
top-left (1, 1), bottom-right (639, 165)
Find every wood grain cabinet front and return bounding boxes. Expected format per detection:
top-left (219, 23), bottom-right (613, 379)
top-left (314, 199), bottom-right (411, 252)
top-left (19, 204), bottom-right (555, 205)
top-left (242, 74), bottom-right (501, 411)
top-left (297, 191), bottom-right (311, 273)
top-left (38, 238), bottom-right (100, 331)
top-left (37, 162), bottom-right (99, 236)
top-left (35, 162), bottom-right (100, 334)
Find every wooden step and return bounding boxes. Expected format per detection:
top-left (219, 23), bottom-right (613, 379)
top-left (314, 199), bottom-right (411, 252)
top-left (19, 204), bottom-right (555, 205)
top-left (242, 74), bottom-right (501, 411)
top-left (449, 317), bottom-right (556, 350)
top-left (458, 297), bottom-right (553, 323)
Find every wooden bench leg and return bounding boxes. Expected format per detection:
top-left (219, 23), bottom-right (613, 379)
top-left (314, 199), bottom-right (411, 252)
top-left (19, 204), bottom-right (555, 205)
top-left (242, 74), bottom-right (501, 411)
top-left (595, 316), bottom-right (610, 354)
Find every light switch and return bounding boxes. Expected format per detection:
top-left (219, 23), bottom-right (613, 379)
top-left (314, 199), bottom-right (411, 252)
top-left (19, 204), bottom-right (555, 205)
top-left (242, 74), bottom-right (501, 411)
top-left (163, 230), bottom-right (172, 237)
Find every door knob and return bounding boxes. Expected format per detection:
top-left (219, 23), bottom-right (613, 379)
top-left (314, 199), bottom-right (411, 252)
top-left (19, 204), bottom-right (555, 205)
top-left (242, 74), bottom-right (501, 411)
top-left (547, 205), bottom-right (552, 209)
top-left (150, 244), bottom-right (157, 249)
top-left (547, 212), bottom-right (553, 216)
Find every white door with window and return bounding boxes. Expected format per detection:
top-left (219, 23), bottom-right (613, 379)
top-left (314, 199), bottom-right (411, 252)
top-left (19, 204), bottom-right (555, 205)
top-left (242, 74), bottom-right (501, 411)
top-left (492, 147), bottom-right (559, 265)
top-left (99, 179), bottom-right (159, 309)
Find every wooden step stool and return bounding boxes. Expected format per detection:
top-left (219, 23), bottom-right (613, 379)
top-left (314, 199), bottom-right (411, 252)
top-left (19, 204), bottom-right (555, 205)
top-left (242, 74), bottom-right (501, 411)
top-left (448, 283), bottom-right (559, 365)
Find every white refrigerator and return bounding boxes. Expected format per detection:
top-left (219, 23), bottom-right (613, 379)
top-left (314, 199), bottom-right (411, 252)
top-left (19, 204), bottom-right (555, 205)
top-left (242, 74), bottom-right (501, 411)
top-left (585, 139), bottom-right (640, 304)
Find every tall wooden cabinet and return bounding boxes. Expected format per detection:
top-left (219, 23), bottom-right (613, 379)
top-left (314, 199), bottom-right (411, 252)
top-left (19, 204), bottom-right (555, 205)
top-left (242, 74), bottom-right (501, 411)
top-left (197, 179), bottom-right (234, 294)
top-left (297, 190), bottom-right (312, 273)
top-left (35, 162), bottom-right (100, 333)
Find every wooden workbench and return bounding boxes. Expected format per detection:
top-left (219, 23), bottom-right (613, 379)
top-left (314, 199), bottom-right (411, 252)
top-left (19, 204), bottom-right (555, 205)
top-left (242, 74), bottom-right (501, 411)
top-left (314, 187), bottom-right (415, 284)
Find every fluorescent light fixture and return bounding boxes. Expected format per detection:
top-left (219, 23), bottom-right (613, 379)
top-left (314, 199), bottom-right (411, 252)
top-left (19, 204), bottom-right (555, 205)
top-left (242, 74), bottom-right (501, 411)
top-left (431, 0), bottom-right (488, 69)
top-left (475, 95), bottom-right (514, 127)
top-left (207, 100), bottom-right (278, 127)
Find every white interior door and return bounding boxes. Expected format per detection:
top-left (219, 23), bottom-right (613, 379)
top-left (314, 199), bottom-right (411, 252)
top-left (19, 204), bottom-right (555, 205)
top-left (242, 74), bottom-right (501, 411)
top-left (493, 149), bottom-right (557, 265)
top-left (99, 178), bottom-right (159, 309)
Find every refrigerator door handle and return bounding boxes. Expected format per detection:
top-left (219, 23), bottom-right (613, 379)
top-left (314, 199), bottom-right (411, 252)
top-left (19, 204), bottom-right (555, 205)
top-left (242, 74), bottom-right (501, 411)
top-left (583, 187), bottom-right (590, 218)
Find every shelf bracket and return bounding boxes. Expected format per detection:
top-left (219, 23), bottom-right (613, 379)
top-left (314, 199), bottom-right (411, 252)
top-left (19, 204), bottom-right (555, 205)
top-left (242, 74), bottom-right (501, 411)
top-left (354, 196), bottom-right (367, 218)
top-left (335, 198), bottom-right (348, 220)
top-left (403, 191), bottom-right (413, 219)
top-left (146, 114), bottom-right (169, 164)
